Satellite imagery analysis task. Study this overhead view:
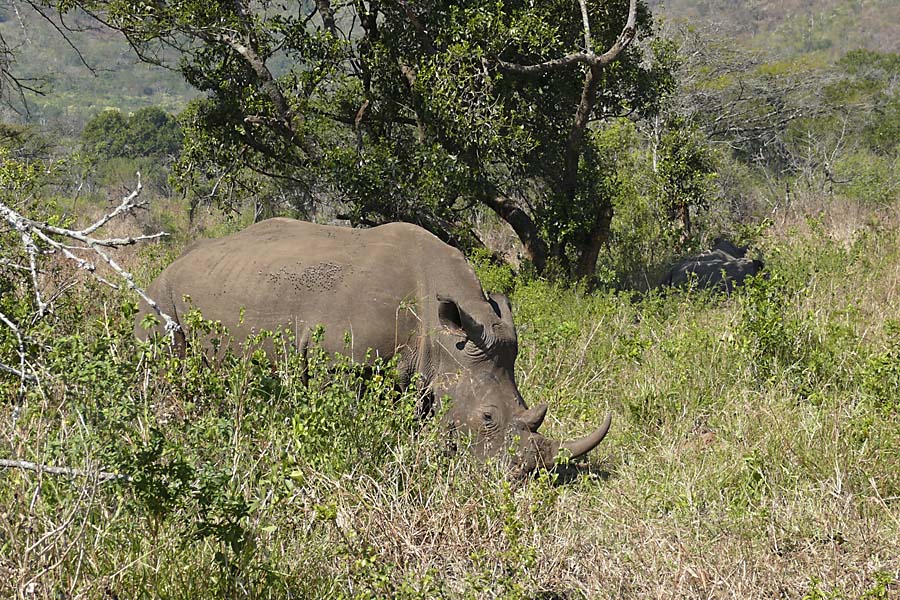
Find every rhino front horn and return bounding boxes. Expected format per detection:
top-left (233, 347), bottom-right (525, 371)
top-left (555, 413), bottom-right (612, 461)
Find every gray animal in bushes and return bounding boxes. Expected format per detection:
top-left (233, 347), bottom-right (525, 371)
top-left (137, 218), bottom-right (611, 477)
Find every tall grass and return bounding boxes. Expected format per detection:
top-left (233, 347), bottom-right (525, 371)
top-left (2, 200), bottom-right (900, 598)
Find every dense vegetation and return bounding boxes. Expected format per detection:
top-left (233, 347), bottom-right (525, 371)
top-left (2, 197), bottom-right (900, 597)
top-left (1, 0), bottom-right (899, 597)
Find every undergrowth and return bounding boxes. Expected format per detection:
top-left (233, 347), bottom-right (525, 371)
top-left (2, 214), bottom-right (900, 598)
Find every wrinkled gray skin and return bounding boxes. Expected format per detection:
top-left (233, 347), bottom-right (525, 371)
top-left (664, 238), bottom-right (764, 292)
top-left (137, 218), bottom-right (611, 477)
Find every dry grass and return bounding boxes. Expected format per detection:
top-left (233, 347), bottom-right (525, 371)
top-left (2, 197), bottom-right (900, 599)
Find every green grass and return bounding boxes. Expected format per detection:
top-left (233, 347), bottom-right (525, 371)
top-left (2, 204), bottom-right (900, 598)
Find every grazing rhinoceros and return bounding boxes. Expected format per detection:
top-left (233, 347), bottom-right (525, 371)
top-left (663, 238), bottom-right (764, 292)
top-left (137, 218), bottom-right (611, 476)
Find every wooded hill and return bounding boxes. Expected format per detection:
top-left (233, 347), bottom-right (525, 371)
top-left (2, 0), bottom-right (898, 129)
top-left (650, 0), bottom-right (899, 57)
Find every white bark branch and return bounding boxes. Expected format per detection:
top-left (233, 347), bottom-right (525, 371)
top-left (0, 309), bottom-right (34, 395)
top-left (0, 177), bottom-right (181, 363)
top-left (80, 184), bottom-right (143, 235)
top-left (0, 458), bottom-right (130, 482)
top-left (579, 0), bottom-right (592, 52)
top-left (497, 0), bottom-right (637, 76)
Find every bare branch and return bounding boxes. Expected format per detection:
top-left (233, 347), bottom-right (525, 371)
top-left (24, 0), bottom-right (99, 76)
top-left (0, 178), bottom-right (180, 340)
top-left (497, 0), bottom-right (637, 76)
top-left (0, 309), bottom-right (34, 396)
top-left (80, 182), bottom-right (144, 235)
top-left (0, 257), bottom-right (38, 272)
top-left (579, 0), bottom-right (592, 52)
top-left (497, 51), bottom-right (597, 76)
top-left (0, 361), bottom-right (33, 380)
top-left (0, 458), bottom-right (130, 482)
top-left (16, 226), bottom-right (48, 316)
top-left (596, 0), bottom-right (638, 64)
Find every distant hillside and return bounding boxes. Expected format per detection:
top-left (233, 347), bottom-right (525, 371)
top-left (649, 0), bottom-right (900, 57)
top-left (0, 6), bottom-right (194, 132)
top-left (1, 1), bottom-right (896, 137)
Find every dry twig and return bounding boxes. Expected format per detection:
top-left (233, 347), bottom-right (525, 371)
top-left (0, 458), bottom-right (130, 482)
top-left (0, 175), bottom-right (179, 391)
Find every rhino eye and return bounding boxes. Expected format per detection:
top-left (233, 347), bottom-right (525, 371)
top-left (481, 410), bottom-right (495, 424)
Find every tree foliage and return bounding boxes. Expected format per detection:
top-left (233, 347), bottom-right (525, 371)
top-left (81, 106), bottom-right (182, 161)
top-left (653, 116), bottom-right (717, 240)
top-left (63, 0), bottom-right (674, 278)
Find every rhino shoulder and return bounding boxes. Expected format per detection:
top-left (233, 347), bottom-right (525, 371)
top-left (180, 237), bottom-right (213, 257)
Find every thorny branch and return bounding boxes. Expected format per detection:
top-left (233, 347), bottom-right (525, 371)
top-left (0, 458), bottom-right (130, 482)
top-left (0, 176), bottom-right (180, 392)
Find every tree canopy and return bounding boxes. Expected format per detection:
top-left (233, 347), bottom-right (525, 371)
top-left (81, 106), bottom-right (182, 161)
top-left (63, 0), bottom-right (673, 278)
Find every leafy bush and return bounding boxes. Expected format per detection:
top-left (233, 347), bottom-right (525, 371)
top-left (81, 107), bottom-right (182, 162)
top-left (858, 320), bottom-right (900, 414)
top-left (735, 272), bottom-right (809, 380)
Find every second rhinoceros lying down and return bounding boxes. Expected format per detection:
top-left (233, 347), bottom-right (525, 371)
top-left (664, 238), bottom-right (764, 292)
top-left (137, 218), bottom-right (611, 477)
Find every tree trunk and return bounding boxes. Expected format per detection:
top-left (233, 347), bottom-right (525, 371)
top-left (561, 64), bottom-right (603, 201)
top-left (574, 198), bottom-right (613, 281)
top-left (479, 193), bottom-right (548, 272)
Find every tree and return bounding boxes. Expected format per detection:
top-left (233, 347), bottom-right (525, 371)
top-left (81, 109), bottom-right (129, 159)
top-left (123, 106), bottom-right (183, 159)
top-left (653, 116), bottom-right (717, 242)
top-left (65, 0), bottom-right (673, 278)
top-left (82, 106), bottom-right (182, 161)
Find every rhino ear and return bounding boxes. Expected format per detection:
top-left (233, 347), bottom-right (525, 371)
top-left (488, 293), bottom-right (514, 325)
top-left (437, 296), bottom-right (465, 334)
top-left (437, 294), bottom-right (486, 342)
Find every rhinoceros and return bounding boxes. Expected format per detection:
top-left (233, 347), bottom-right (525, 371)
top-left (137, 218), bottom-right (611, 476)
top-left (664, 238), bottom-right (764, 291)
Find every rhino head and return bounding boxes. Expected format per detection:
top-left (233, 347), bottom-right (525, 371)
top-left (431, 292), bottom-right (611, 477)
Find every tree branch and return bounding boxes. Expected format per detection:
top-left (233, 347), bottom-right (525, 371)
top-left (0, 177), bottom-right (180, 338)
top-left (0, 458), bottom-right (130, 482)
top-left (0, 309), bottom-right (34, 399)
top-left (476, 190), bottom-right (547, 271)
top-left (209, 31), bottom-right (291, 122)
top-left (315, 0), bottom-right (337, 36)
top-left (497, 0), bottom-right (637, 76)
top-left (579, 0), bottom-right (592, 52)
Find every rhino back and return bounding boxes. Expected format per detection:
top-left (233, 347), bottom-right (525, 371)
top-left (148, 219), bottom-right (473, 359)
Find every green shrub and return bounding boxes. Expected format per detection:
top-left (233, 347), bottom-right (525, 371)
top-left (858, 320), bottom-right (900, 414)
top-left (735, 272), bottom-right (810, 381)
